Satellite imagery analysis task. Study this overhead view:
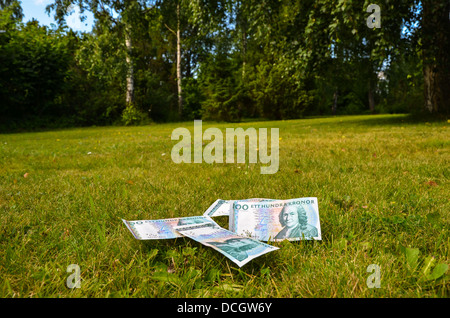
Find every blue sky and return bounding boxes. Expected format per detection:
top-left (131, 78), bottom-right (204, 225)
top-left (21, 0), bottom-right (94, 32)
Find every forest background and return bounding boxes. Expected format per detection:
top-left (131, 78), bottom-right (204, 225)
top-left (0, 0), bottom-right (449, 131)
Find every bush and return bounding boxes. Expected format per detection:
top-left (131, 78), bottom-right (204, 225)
top-left (121, 103), bottom-right (151, 126)
top-left (0, 19), bottom-right (71, 122)
top-left (249, 61), bottom-right (314, 120)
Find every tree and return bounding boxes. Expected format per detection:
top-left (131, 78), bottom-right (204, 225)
top-left (47, 1), bottom-right (154, 112)
top-left (0, 14), bottom-right (73, 126)
top-left (176, 1), bottom-right (182, 115)
top-left (291, 0), bottom-right (448, 115)
top-left (421, 0), bottom-right (450, 115)
top-left (0, 0), bottom-right (23, 21)
top-left (160, 0), bottom-right (185, 116)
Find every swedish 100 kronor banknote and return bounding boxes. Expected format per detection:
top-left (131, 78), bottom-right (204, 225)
top-left (122, 216), bottom-right (218, 240)
top-left (175, 222), bottom-right (279, 267)
top-left (202, 199), bottom-right (233, 217)
top-left (230, 197), bottom-right (321, 242)
top-left (122, 197), bottom-right (321, 266)
top-left (203, 198), bottom-right (275, 218)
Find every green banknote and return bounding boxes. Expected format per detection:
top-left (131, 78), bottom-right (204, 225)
top-left (175, 222), bottom-right (279, 267)
top-left (230, 197), bottom-right (322, 242)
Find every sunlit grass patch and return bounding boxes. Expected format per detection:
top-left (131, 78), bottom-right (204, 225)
top-left (0, 114), bottom-right (448, 297)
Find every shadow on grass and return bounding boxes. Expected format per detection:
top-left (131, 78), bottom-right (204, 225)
top-left (1, 112), bottom-right (447, 134)
top-left (334, 113), bottom-right (448, 127)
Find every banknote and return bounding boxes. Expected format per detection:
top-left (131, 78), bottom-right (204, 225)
top-left (230, 197), bottom-right (321, 242)
top-left (204, 198), bottom-right (275, 218)
top-left (227, 198), bottom-right (277, 232)
top-left (122, 216), bottom-right (218, 240)
top-left (203, 199), bottom-right (233, 217)
top-left (175, 222), bottom-right (279, 267)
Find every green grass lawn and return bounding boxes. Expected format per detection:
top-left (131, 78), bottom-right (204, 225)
top-left (0, 114), bottom-right (448, 298)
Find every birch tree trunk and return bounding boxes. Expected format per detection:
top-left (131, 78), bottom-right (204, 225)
top-left (177, 2), bottom-right (183, 116)
top-left (125, 27), bottom-right (134, 105)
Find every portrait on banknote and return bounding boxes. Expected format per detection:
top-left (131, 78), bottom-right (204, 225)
top-left (274, 204), bottom-right (318, 240)
top-left (207, 238), bottom-right (261, 262)
top-left (175, 222), bottom-right (279, 267)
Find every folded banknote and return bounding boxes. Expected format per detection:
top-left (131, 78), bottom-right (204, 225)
top-left (175, 222), bottom-right (279, 267)
top-left (122, 216), bottom-right (218, 240)
top-left (203, 199), bottom-right (233, 217)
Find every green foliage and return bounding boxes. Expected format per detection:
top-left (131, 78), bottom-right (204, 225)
top-left (182, 77), bottom-right (203, 120)
top-left (199, 51), bottom-right (244, 122)
top-left (121, 103), bottom-right (150, 126)
top-left (340, 92), bottom-right (366, 115)
top-left (248, 59), bottom-right (314, 119)
top-left (0, 16), bottom-right (72, 126)
top-left (377, 49), bottom-right (424, 114)
top-left (402, 247), bottom-right (448, 282)
top-left (0, 0), bottom-right (446, 130)
top-left (0, 0), bottom-right (23, 21)
top-left (133, 69), bottom-right (176, 122)
top-left (72, 30), bottom-right (128, 123)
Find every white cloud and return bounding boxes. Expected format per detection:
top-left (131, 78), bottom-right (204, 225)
top-left (65, 5), bottom-right (93, 32)
top-left (66, 5), bottom-right (83, 31)
top-left (33, 0), bottom-right (52, 5)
